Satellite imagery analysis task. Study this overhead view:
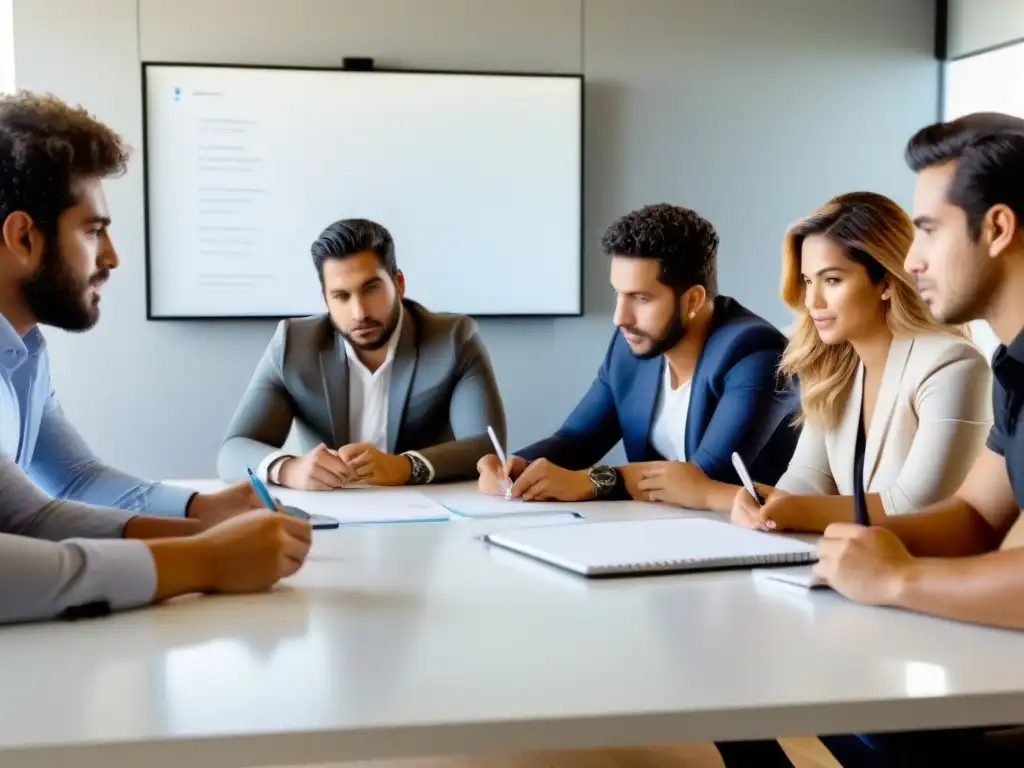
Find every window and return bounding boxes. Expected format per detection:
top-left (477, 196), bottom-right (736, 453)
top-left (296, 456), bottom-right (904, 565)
top-left (944, 41), bottom-right (1024, 120)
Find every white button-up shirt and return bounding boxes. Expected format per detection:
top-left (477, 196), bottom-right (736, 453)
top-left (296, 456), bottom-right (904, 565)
top-left (341, 308), bottom-right (403, 452)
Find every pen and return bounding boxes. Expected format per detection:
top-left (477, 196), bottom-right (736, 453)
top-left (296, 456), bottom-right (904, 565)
top-left (731, 452), bottom-right (764, 505)
top-left (486, 425), bottom-right (512, 498)
top-left (247, 467), bottom-right (278, 511)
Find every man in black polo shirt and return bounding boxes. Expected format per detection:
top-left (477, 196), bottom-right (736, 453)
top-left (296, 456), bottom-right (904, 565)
top-left (714, 112), bottom-right (1024, 768)
top-left (812, 111), bottom-right (1024, 629)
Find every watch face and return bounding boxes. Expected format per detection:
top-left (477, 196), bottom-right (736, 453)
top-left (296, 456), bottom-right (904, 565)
top-left (590, 465), bottom-right (616, 489)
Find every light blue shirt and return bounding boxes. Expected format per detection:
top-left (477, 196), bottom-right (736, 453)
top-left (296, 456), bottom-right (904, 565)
top-left (0, 314), bottom-right (195, 516)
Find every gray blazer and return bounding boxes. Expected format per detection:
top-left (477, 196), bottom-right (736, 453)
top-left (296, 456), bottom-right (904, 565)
top-left (217, 299), bottom-right (506, 484)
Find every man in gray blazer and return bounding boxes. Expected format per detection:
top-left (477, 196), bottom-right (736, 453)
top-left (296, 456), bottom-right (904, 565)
top-left (218, 219), bottom-right (506, 489)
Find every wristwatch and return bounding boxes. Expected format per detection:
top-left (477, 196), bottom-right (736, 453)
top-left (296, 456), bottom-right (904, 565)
top-left (588, 464), bottom-right (621, 499)
top-left (404, 452), bottom-right (431, 485)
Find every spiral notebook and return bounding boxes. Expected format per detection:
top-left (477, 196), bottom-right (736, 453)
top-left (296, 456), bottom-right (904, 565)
top-left (483, 517), bottom-right (817, 577)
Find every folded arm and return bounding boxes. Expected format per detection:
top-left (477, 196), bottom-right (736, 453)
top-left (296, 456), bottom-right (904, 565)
top-left (414, 324), bottom-right (507, 482)
top-left (218, 322), bottom-right (297, 483)
top-left (28, 391), bottom-right (195, 517)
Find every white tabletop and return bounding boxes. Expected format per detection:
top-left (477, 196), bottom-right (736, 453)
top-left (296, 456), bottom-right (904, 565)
top-left (1, 481), bottom-right (1022, 768)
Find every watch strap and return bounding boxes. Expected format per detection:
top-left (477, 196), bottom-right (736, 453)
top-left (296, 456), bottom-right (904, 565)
top-left (403, 452), bottom-right (431, 485)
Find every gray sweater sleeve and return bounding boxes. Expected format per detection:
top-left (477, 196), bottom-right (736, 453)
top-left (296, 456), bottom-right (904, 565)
top-left (0, 455), bottom-right (157, 624)
top-left (0, 535), bottom-right (157, 624)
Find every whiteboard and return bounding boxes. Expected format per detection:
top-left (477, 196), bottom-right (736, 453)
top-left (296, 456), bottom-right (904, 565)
top-left (142, 64), bottom-right (582, 319)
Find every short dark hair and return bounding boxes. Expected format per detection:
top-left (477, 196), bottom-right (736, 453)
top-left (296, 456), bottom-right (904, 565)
top-left (600, 203), bottom-right (719, 298)
top-left (905, 112), bottom-right (1024, 239)
top-left (0, 91), bottom-right (129, 235)
top-left (310, 218), bottom-right (397, 280)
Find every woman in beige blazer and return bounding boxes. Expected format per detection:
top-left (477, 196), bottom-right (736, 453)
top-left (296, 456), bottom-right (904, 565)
top-left (731, 191), bottom-right (993, 533)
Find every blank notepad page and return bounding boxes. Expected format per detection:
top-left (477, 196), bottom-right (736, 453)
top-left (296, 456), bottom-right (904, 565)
top-left (485, 517), bottom-right (817, 576)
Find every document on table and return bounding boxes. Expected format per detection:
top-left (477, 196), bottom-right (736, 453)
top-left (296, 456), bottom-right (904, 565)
top-left (752, 565), bottom-right (826, 589)
top-left (433, 490), bottom-right (583, 520)
top-left (271, 487), bottom-right (452, 525)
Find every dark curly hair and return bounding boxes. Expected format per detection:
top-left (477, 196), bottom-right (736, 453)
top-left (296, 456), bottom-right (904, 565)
top-left (0, 91), bottom-right (129, 235)
top-left (599, 203), bottom-right (719, 298)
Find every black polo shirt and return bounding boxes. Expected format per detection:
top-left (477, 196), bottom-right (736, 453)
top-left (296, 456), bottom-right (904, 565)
top-left (986, 327), bottom-right (1024, 509)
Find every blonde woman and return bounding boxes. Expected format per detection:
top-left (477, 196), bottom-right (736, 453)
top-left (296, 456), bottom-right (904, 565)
top-left (731, 191), bottom-right (992, 533)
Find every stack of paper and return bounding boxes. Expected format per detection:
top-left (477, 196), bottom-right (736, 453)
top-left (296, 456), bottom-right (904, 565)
top-left (272, 487), bottom-right (452, 525)
top-left (432, 490), bottom-right (583, 520)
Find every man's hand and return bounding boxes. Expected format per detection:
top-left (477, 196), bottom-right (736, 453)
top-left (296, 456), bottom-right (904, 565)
top-left (477, 453), bottom-right (528, 496)
top-left (187, 481), bottom-right (268, 527)
top-left (730, 484), bottom-right (786, 530)
top-left (812, 523), bottom-right (915, 605)
top-left (509, 458), bottom-right (594, 502)
top-left (148, 510), bottom-right (313, 600)
top-left (277, 444), bottom-right (353, 490)
top-left (636, 461), bottom-right (709, 507)
top-left (336, 443), bottom-right (411, 486)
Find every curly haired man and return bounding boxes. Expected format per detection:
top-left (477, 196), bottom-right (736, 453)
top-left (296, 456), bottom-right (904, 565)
top-left (477, 203), bottom-right (800, 510)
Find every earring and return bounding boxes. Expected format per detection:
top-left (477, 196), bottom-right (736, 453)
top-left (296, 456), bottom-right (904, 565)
top-left (688, 312), bottom-right (696, 319)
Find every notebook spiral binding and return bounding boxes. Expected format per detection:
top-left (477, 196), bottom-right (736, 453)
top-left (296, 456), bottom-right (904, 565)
top-left (594, 549), bottom-right (816, 575)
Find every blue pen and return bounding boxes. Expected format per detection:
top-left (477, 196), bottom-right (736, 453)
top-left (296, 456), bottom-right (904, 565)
top-left (247, 468), bottom-right (278, 511)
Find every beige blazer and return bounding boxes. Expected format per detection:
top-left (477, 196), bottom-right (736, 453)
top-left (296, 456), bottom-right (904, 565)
top-left (776, 333), bottom-right (993, 515)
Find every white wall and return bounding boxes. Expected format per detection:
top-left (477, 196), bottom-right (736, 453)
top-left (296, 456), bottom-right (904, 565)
top-left (0, 0), bottom-right (14, 93)
top-left (12, 0), bottom-right (938, 479)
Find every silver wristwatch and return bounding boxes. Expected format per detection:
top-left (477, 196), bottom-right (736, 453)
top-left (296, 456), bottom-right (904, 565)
top-left (588, 464), bottom-right (619, 498)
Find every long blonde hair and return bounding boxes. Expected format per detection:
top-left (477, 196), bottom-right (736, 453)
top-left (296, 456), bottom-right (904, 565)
top-left (780, 191), bottom-right (966, 429)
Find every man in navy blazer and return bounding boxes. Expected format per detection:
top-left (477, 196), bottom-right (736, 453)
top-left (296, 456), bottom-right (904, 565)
top-left (478, 204), bottom-right (801, 510)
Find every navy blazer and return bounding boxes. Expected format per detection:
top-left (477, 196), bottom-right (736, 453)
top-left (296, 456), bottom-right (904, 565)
top-left (517, 296), bottom-right (801, 485)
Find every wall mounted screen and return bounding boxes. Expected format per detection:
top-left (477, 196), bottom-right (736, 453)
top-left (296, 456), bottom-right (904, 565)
top-left (142, 63), bottom-right (583, 319)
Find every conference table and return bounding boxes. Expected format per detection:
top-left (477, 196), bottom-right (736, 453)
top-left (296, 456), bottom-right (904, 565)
top-left (1, 481), bottom-right (1023, 768)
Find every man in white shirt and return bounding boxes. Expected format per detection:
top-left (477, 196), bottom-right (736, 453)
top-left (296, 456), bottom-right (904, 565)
top-left (217, 219), bottom-right (506, 489)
